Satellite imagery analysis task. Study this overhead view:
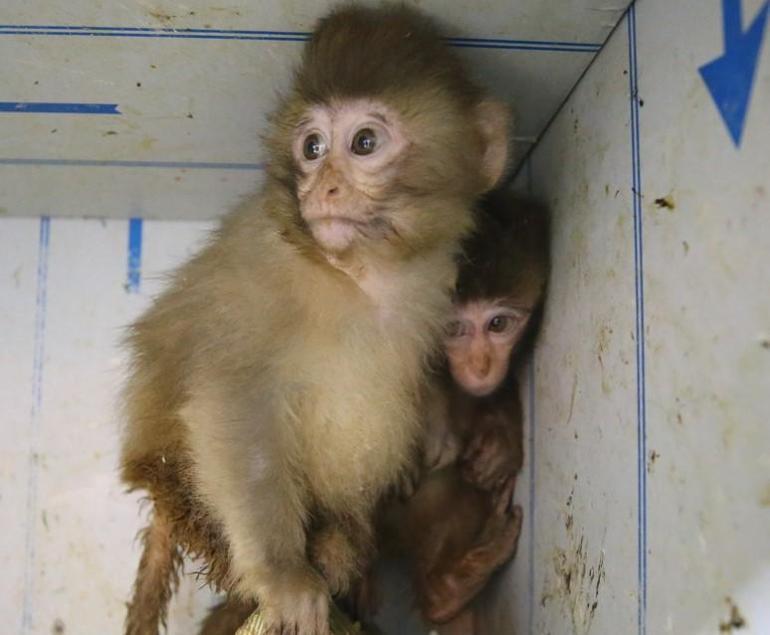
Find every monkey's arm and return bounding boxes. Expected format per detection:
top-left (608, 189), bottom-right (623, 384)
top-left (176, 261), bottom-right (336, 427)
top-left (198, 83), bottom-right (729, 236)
top-left (422, 383), bottom-right (463, 473)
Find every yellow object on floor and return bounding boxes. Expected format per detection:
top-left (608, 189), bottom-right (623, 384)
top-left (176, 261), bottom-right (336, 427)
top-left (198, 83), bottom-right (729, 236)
top-left (235, 604), bottom-right (370, 635)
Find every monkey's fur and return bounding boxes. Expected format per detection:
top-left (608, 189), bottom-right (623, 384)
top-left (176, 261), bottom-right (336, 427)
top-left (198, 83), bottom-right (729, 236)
top-left (380, 193), bottom-right (550, 627)
top-left (456, 191), bottom-right (550, 307)
top-left (120, 5), bottom-right (509, 635)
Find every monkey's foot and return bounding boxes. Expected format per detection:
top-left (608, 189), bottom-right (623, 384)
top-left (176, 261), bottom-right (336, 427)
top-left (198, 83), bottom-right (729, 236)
top-left (421, 505), bottom-right (523, 624)
top-left (474, 503), bottom-right (523, 570)
top-left (236, 603), bottom-right (369, 635)
top-left (241, 567), bottom-right (331, 635)
top-left (261, 588), bottom-right (330, 635)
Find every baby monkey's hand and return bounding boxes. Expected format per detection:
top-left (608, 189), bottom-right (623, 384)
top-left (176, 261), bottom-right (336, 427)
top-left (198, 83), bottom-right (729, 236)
top-left (460, 426), bottom-right (518, 491)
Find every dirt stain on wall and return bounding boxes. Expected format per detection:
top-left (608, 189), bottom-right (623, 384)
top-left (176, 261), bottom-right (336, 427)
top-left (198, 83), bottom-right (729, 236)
top-left (541, 503), bottom-right (606, 635)
top-left (654, 194), bottom-right (676, 210)
top-left (759, 483), bottom-right (770, 507)
top-left (718, 597), bottom-right (747, 632)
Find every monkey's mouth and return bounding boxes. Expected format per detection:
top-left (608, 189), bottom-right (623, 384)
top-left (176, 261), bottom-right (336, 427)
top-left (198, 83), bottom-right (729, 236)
top-left (308, 216), bottom-right (371, 251)
top-left (309, 215), bottom-right (368, 227)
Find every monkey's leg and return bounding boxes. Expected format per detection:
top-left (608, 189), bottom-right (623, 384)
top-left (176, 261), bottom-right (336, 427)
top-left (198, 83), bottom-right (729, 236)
top-left (183, 390), bottom-right (330, 635)
top-left (419, 505), bottom-right (523, 624)
top-left (198, 598), bottom-right (257, 635)
top-left (125, 509), bottom-right (183, 635)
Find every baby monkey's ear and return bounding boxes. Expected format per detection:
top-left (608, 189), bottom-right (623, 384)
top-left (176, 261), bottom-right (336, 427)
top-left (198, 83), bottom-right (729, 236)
top-left (474, 99), bottom-right (512, 192)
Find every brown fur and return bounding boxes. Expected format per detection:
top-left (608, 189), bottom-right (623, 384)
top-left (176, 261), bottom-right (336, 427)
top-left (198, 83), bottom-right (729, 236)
top-left (396, 467), bottom-right (523, 624)
top-left (123, 452), bottom-right (232, 590)
top-left (124, 508), bottom-right (183, 635)
top-left (120, 5), bottom-right (510, 635)
top-left (367, 193), bottom-right (548, 628)
top-left (456, 191), bottom-right (549, 306)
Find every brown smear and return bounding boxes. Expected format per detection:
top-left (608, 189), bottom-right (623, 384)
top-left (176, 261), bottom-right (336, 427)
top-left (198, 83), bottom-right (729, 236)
top-left (541, 491), bottom-right (605, 635)
top-left (147, 10), bottom-right (174, 22)
top-left (759, 483), bottom-right (770, 507)
top-left (648, 450), bottom-right (660, 472)
top-left (549, 537), bottom-right (605, 634)
top-left (654, 195), bottom-right (676, 210)
top-left (719, 597), bottom-right (747, 632)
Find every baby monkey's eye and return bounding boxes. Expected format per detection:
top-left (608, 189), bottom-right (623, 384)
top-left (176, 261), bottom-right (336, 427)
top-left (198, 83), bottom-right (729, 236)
top-left (445, 320), bottom-right (465, 338)
top-left (488, 315), bottom-right (511, 333)
top-left (352, 128), bottom-right (377, 155)
top-left (303, 133), bottom-right (327, 160)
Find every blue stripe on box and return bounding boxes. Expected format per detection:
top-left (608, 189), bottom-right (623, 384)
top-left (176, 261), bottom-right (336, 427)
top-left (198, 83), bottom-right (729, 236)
top-left (127, 218), bottom-right (143, 293)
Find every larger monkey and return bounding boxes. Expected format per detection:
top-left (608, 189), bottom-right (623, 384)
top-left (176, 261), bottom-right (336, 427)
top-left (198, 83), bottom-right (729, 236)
top-left (120, 6), bottom-right (510, 635)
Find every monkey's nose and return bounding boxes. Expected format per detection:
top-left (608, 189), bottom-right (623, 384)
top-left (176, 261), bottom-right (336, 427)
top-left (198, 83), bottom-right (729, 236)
top-left (471, 353), bottom-right (491, 378)
top-left (326, 185), bottom-right (339, 197)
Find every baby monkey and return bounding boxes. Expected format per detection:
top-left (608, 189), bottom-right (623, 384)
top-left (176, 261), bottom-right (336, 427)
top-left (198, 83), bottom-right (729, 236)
top-left (384, 191), bottom-right (549, 632)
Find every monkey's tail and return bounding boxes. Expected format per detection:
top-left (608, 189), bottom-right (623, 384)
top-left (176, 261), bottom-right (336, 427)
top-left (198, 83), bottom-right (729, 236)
top-left (125, 508), bottom-right (183, 635)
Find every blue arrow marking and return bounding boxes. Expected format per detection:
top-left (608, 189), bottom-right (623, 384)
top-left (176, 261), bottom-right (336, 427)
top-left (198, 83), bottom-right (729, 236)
top-left (699, 0), bottom-right (769, 147)
top-left (0, 101), bottom-right (120, 114)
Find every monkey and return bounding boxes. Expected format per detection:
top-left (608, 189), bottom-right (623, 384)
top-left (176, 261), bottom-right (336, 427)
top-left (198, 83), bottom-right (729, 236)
top-left (429, 190), bottom-right (549, 489)
top-left (417, 192), bottom-right (549, 629)
top-left (361, 192), bottom-right (549, 633)
top-left (119, 6), bottom-right (511, 635)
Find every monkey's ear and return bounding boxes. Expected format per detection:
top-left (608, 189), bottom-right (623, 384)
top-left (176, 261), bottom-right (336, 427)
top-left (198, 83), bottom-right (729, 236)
top-left (474, 99), bottom-right (512, 191)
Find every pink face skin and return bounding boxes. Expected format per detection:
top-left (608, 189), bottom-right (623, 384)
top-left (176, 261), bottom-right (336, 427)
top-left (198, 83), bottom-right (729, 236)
top-left (444, 300), bottom-right (531, 397)
top-left (292, 99), bottom-right (408, 254)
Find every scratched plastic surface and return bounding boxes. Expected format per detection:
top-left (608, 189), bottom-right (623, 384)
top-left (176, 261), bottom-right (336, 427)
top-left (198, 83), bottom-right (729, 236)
top-left (0, 0), bottom-right (630, 221)
top-left (482, 1), bottom-right (770, 634)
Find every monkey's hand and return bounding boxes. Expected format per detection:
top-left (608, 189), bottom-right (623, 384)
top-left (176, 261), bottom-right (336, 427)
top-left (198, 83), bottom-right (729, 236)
top-left (460, 426), bottom-right (518, 491)
top-left (242, 566), bottom-right (330, 635)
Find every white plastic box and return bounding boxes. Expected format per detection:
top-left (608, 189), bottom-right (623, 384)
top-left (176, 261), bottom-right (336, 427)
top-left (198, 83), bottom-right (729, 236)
top-left (1, 1), bottom-right (768, 633)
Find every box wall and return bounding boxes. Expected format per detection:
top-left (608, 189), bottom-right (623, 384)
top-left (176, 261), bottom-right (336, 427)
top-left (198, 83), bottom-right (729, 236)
top-left (483, 1), bottom-right (770, 633)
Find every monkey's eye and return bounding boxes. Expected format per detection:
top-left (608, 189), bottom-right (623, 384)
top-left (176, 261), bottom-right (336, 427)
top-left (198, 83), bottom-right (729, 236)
top-left (445, 320), bottom-right (467, 338)
top-left (487, 315), bottom-right (512, 333)
top-left (351, 128), bottom-right (378, 155)
top-left (303, 133), bottom-right (327, 161)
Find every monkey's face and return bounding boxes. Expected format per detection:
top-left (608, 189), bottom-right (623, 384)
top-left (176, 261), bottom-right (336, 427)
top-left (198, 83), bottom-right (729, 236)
top-left (444, 300), bottom-right (532, 397)
top-left (292, 99), bottom-right (409, 254)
